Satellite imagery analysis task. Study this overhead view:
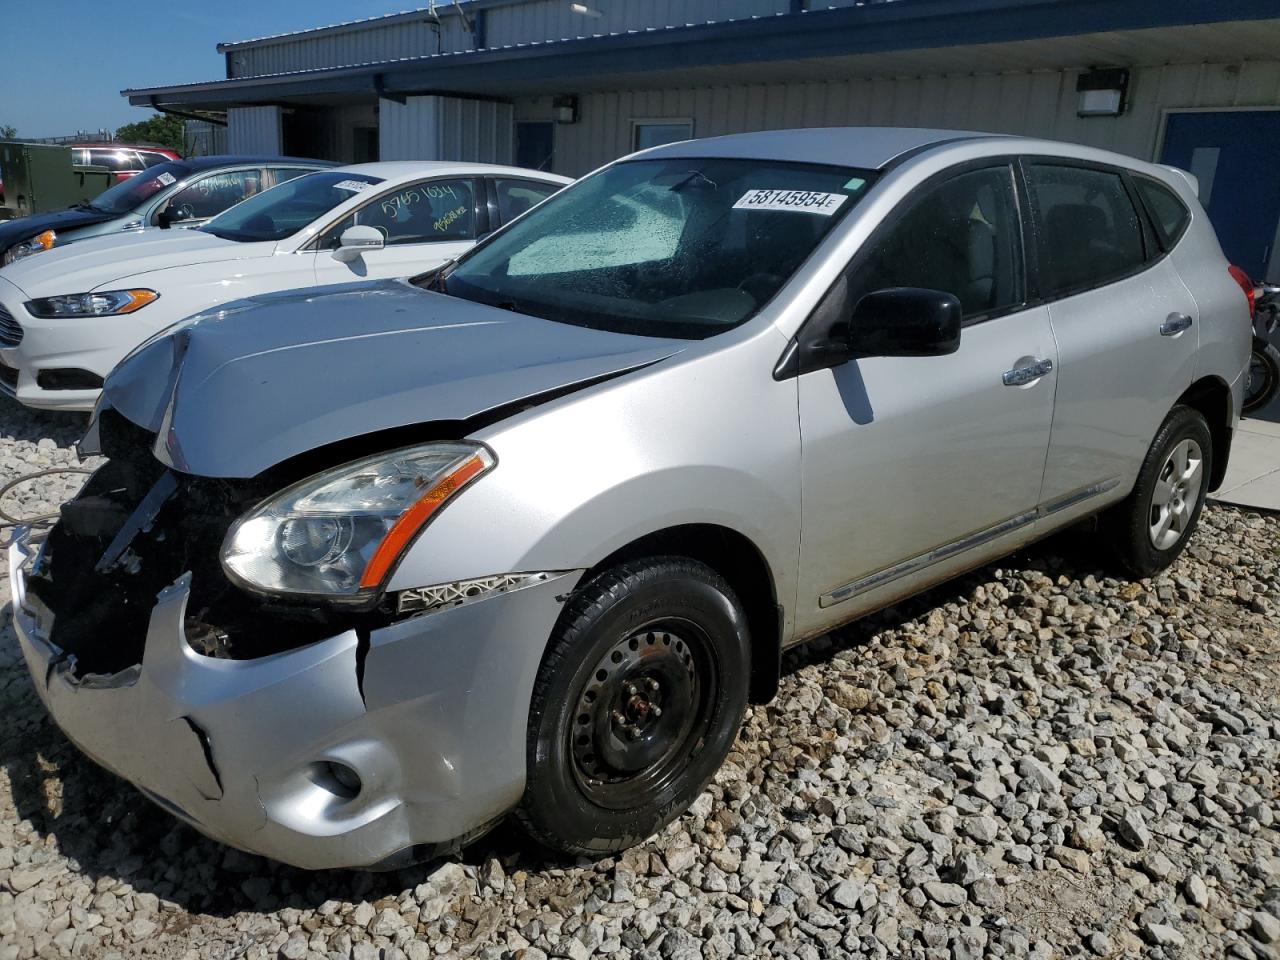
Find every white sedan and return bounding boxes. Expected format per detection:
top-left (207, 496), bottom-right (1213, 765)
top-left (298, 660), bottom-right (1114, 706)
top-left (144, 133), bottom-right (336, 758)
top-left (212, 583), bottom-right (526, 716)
top-left (0, 162), bottom-right (569, 410)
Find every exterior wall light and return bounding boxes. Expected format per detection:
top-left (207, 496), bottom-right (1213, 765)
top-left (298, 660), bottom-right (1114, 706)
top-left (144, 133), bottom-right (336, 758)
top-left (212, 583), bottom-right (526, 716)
top-left (554, 95), bottom-right (579, 124)
top-left (1076, 68), bottom-right (1129, 118)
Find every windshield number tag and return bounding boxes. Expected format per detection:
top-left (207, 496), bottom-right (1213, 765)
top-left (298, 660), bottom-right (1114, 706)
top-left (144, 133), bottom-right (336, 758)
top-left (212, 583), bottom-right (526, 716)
top-left (333, 179), bottom-right (373, 193)
top-left (155, 172), bottom-right (176, 187)
top-left (733, 189), bottom-right (847, 216)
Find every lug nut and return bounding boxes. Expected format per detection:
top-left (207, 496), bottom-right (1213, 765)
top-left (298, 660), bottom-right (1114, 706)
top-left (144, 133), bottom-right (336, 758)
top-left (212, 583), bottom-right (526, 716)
top-left (646, 678), bottom-right (660, 692)
top-left (650, 705), bottom-right (662, 718)
top-left (625, 682), bottom-right (638, 696)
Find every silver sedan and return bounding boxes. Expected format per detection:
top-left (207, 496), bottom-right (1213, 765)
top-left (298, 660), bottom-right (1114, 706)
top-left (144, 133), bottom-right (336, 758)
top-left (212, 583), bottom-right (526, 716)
top-left (11, 127), bottom-right (1250, 868)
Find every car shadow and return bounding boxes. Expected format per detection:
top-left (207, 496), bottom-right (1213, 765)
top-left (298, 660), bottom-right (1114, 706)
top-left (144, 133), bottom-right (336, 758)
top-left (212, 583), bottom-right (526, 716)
top-left (779, 521), bottom-right (1111, 677)
top-left (0, 524), bottom-right (1116, 917)
top-left (0, 396), bottom-right (90, 447)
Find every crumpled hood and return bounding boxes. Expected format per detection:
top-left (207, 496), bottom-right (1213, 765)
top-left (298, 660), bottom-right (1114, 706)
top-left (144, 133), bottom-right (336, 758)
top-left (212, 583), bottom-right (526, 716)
top-left (102, 279), bottom-right (685, 478)
top-left (0, 207), bottom-right (115, 255)
top-left (0, 228), bottom-right (248, 297)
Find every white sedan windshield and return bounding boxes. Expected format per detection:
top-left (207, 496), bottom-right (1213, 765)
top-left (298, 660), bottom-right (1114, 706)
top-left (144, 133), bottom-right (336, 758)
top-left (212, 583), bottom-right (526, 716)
top-left (443, 158), bottom-right (874, 338)
top-left (202, 172), bottom-right (384, 243)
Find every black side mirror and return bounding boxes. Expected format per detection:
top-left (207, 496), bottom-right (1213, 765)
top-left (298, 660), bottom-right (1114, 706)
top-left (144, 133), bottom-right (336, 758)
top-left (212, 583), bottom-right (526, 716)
top-left (847, 287), bottom-right (962, 358)
top-left (156, 206), bottom-right (189, 229)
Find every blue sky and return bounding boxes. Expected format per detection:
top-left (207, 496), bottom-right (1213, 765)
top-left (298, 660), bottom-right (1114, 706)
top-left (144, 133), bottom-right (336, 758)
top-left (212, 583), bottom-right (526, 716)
top-left (3, 2), bottom-right (417, 138)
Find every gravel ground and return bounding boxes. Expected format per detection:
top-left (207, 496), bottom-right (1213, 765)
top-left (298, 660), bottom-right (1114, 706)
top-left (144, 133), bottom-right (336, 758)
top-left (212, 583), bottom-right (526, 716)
top-left (0, 400), bottom-right (1279, 960)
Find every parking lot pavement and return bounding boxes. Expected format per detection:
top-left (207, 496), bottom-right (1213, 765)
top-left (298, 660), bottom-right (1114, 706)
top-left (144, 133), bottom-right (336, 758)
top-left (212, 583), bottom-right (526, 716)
top-left (1212, 417), bottom-right (1280, 511)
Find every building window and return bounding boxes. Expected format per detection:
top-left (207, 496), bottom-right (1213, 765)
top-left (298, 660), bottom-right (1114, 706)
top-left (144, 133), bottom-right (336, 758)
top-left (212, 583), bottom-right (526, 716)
top-left (632, 120), bottom-right (693, 151)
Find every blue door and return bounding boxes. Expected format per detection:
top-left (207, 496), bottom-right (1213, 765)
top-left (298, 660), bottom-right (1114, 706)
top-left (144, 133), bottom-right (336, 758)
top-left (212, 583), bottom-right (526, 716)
top-left (516, 122), bottom-right (554, 172)
top-left (1161, 110), bottom-right (1280, 281)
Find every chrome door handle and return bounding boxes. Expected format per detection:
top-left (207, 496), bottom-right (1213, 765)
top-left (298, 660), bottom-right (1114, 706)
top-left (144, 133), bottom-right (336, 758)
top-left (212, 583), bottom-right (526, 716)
top-left (1002, 358), bottom-right (1053, 386)
top-left (1160, 312), bottom-right (1193, 336)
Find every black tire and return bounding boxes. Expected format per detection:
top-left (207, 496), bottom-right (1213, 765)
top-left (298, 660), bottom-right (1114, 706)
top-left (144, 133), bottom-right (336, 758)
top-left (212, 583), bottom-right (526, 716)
top-left (516, 557), bottom-right (750, 857)
top-left (1243, 339), bottom-right (1280, 413)
top-left (1103, 405), bottom-right (1212, 578)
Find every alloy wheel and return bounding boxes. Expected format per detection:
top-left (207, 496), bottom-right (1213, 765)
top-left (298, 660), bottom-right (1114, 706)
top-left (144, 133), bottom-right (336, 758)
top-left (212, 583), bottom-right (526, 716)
top-left (1148, 437), bottom-right (1203, 550)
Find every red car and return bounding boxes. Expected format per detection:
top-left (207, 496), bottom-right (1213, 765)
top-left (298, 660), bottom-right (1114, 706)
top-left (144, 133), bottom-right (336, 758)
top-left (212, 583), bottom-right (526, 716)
top-left (72, 143), bottom-right (182, 184)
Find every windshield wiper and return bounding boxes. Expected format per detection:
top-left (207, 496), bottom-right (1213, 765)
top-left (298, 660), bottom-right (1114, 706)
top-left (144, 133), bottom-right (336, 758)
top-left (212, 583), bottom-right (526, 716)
top-left (71, 201), bottom-right (104, 213)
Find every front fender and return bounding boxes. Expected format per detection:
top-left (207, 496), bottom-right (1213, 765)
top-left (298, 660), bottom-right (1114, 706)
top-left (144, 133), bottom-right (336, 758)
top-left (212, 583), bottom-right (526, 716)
top-left (388, 332), bottom-right (801, 626)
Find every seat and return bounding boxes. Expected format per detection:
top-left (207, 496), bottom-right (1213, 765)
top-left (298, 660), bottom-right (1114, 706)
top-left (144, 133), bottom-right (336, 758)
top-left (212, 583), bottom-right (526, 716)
top-left (1043, 203), bottom-right (1109, 292)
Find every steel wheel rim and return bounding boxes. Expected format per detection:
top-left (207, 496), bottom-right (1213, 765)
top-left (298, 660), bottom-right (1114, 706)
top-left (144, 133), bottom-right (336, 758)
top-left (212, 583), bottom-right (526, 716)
top-left (1148, 437), bottom-right (1203, 550)
top-left (570, 619), bottom-right (717, 811)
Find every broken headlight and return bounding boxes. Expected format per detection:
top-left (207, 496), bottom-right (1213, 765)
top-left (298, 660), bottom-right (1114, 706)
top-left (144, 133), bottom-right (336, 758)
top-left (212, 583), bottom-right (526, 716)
top-left (221, 442), bottom-right (495, 601)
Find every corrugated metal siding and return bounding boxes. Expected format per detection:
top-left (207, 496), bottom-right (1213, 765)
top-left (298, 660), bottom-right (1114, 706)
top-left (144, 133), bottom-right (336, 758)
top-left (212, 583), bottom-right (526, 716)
top-left (226, 1), bottom-right (795, 78)
top-left (534, 60), bottom-right (1280, 176)
top-left (230, 17), bottom-right (471, 77)
top-left (184, 120), bottom-right (228, 157)
top-left (227, 106), bottom-right (283, 154)
top-left (484, 0), bottom-right (788, 48)
top-left (379, 96), bottom-right (514, 163)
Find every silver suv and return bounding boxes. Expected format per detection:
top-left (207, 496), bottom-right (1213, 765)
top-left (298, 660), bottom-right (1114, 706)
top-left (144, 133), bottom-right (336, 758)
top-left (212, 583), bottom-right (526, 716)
top-left (11, 128), bottom-right (1250, 869)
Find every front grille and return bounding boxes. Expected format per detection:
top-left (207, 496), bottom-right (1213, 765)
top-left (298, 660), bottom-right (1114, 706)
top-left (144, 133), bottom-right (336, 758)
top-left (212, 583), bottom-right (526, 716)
top-left (0, 304), bottom-right (22, 347)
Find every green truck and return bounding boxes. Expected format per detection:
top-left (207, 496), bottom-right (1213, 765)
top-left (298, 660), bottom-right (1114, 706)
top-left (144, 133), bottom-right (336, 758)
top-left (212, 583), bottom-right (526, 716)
top-left (0, 142), bottom-right (114, 220)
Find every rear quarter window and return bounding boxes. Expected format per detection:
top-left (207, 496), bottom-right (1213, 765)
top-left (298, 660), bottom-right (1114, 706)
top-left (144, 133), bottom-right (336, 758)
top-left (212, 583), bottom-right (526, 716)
top-left (1135, 176), bottom-right (1192, 249)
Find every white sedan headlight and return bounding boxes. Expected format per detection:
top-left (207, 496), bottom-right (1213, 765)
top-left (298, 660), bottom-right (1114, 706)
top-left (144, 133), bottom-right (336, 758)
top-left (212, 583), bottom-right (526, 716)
top-left (222, 442), bottom-right (495, 601)
top-left (25, 289), bottom-right (158, 318)
top-left (3, 229), bottom-right (56, 265)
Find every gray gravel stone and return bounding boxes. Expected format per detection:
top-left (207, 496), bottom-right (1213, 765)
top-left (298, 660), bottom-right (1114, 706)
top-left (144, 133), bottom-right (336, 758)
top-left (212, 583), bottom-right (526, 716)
top-left (0, 408), bottom-right (1276, 960)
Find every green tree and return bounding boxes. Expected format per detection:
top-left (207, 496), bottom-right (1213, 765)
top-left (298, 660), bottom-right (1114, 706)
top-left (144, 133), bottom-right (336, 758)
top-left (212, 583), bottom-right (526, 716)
top-left (114, 113), bottom-right (186, 153)
top-left (0, 124), bottom-right (16, 139)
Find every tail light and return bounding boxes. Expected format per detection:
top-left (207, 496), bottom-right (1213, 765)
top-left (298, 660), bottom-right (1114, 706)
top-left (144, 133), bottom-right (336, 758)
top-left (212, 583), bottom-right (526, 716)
top-left (1229, 264), bottom-right (1256, 318)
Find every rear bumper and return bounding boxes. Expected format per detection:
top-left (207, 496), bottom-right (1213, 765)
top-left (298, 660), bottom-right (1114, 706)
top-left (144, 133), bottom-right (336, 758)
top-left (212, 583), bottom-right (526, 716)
top-left (10, 531), bottom-right (578, 869)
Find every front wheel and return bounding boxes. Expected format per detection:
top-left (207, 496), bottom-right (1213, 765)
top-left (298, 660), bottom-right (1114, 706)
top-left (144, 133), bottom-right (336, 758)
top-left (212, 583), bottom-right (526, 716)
top-left (1243, 338), bottom-right (1280, 413)
top-left (517, 557), bottom-right (750, 857)
top-left (1102, 405), bottom-right (1212, 578)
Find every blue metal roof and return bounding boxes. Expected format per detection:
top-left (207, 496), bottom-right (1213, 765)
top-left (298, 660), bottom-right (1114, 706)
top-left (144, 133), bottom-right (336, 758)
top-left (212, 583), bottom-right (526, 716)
top-left (125, 0), bottom-right (1280, 108)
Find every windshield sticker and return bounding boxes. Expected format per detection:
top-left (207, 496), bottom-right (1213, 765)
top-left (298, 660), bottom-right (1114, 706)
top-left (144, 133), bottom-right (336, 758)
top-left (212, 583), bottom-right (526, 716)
top-left (155, 172), bottom-right (176, 187)
top-left (844, 177), bottom-right (867, 191)
top-left (733, 189), bottom-right (847, 216)
top-left (332, 179), bottom-right (373, 193)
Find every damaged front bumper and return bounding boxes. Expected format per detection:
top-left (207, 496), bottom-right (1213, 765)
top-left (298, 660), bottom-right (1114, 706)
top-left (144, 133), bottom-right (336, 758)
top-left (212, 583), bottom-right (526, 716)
top-left (10, 530), bottom-right (580, 870)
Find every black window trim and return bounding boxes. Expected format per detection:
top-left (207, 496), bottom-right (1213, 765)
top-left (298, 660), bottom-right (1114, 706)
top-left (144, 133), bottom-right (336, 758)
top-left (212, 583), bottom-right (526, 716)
top-left (307, 174), bottom-right (483, 251)
top-left (777, 155), bottom-right (1032, 380)
top-left (1017, 155), bottom-right (1164, 307)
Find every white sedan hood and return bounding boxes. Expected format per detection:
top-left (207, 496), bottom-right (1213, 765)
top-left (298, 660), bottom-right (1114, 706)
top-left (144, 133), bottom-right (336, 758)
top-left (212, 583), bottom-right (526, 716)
top-left (0, 229), bottom-right (270, 298)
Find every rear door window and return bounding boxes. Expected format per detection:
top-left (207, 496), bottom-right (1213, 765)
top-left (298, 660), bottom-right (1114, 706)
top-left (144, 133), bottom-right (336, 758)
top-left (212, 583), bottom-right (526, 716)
top-left (1026, 163), bottom-right (1147, 297)
top-left (89, 149), bottom-right (143, 172)
top-left (1134, 176), bottom-right (1192, 250)
top-left (494, 178), bottom-right (561, 225)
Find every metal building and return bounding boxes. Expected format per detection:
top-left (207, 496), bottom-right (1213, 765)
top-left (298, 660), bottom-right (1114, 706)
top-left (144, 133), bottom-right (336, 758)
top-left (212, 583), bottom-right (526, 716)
top-left (125, 0), bottom-right (1280, 278)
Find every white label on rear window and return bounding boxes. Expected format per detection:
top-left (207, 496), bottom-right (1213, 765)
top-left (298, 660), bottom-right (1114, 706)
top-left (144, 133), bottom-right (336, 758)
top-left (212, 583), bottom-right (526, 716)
top-left (332, 179), bottom-right (372, 193)
top-left (155, 172), bottom-right (176, 186)
top-left (733, 189), bottom-right (847, 216)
